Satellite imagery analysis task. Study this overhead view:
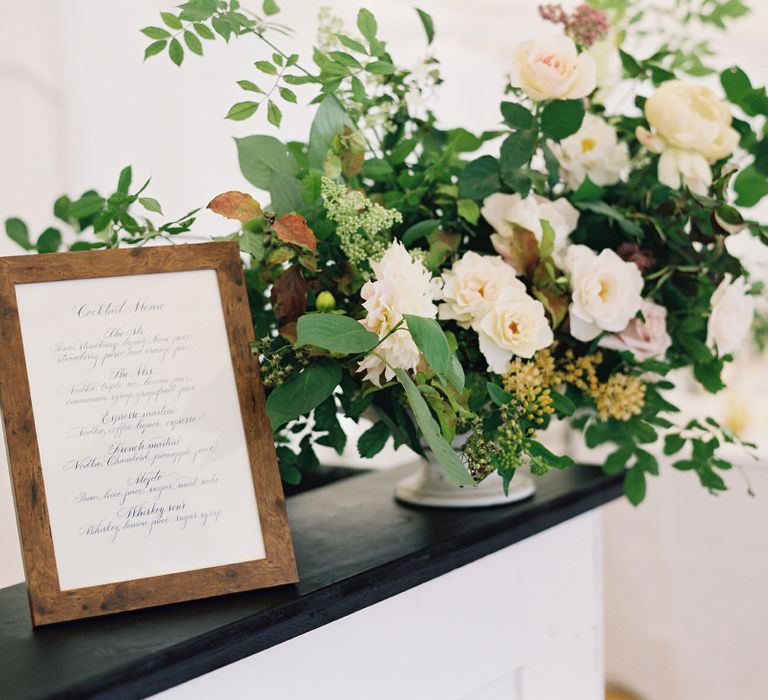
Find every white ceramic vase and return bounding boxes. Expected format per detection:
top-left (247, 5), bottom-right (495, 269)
top-left (394, 452), bottom-right (536, 508)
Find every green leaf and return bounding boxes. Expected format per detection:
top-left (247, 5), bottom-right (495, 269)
top-left (487, 382), bottom-right (513, 406)
top-left (415, 8), bottom-right (435, 44)
top-left (541, 99), bottom-right (585, 140)
top-left (36, 227), bottom-right (61, 254)
top-left (266, 358), bottom-right (341, 430)
top-left (445, 355), bottom-right (465, 393)
top-left (5, 218), bottom-right (34, 250)
top-left (457, 199), bottom-right (480, 224)
top-left (144, 40), bottom-right (167, 60)
top-left (575, 200), bottom-right (643, 238)
top-left (227, 101), bottom-right (259, 120)
top-left (235, 135), bottom-right (299, 189)
top-left (308, 95), bottom-right (352, 169)
top-left (141, 26), bottom-right (171, 40)
top-left (267, 99), bottom-right (282, 127)
top-left (605, 445), bottom-right (633, 474)
top-left (239, 229), bottom-right (265, 261)
top-left (296, 313), bottom-right (379, 353)
top-left (255, 60), bottom-right (278, 75)
top-left (357, 8), bottom-right (378, 43)
top-left (139, 197), bottom-right (163, 214)
top-left (269, 172), bottom-right (306, 216)
top-left (401, 219), bottom-right (441, 246)
top-left (358, 421), bottom-right (390, 458)
top-left (68, 193), bottom-right (105, 218)
top-left (362, 158), bottom-right (394, 179)
top-left (117, 165), bottom-right (132, 194)
top-left (527, 440), bottom-right (575, 469)
top-left (721, 66), bottom-right (751, 104)
top-left (184, 29), bottom-right (203, 55)
top-left (263, 0), bottom-right (280, 16)
top-left (624, 465), bottom-right (647, 506)
top-left (499, 130), bottom-right (537, 182)
top-left (550, 390), bottom-right (575, 416)
top-left (279, 86), bottom-right (297, 103)
top-left (169, 38), bottom-right (184, 66)
top-left (570, 175), bottom-right (605, 202)
top-left (734, 165), bottom-right (768, 207)
top-left (635, 448), bottom-right (659, 475)
top-left (458, 155), bottom-right (501, 199)
top-left (160, 12), bottom-right (183, 30)
top-left (395, 368), bottom-right (475, 486)
top-left (366, 60), bottom-right (395, 75)
top-left (500, 102), bottom-right (534, 130)
top-left (404, 314), bottom-right (451, 376)
top-left (664, 433), bottom-right (686, 455)
top-left (194, 22), bottom-right (215, 39)
top-left (237, 80), bottom-right (263, 93)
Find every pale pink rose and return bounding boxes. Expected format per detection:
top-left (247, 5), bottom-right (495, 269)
top-left (599, 299), bottom-right (672, 361)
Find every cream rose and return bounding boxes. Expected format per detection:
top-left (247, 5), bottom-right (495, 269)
top-left (481, 192), bottom-right (579, 268)
top-left (566, 245), bottom-right (644, 342)
top-left (357, 240), bottom-right (440, 385)
top-left (599, 299), bottom-right (672, 361)
top-left (549, 113), bottom-right (629, 190)
top-left (706, 274), bottom-right (755, 356)
top-left (636, 81), bottom-right (739, 194)
top-left (438, 252), bottom-right (526, 328)
top-left (510, 35), bottom-right (597, 101)
top-left (475, 289), bottom-right (554, 374)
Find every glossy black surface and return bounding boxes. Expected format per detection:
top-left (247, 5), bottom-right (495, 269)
top-left (0, 464), bottom-right (622, 700)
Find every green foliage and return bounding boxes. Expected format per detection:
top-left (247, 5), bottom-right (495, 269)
top-left (266, 359), bottom-right (342, 429)
top-left (295, 313), bottom-right (378, 354)
top-left (540, 100), bottom-right (585, 141)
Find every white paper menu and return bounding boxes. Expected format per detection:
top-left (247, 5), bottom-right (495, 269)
top-left (14, 269), bottom-right (266, 590)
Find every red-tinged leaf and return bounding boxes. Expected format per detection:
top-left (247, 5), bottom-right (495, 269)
top-left (207, 191), bottom-right (263, 222)
top-left (534, 288), bottom-right (569, 328)
top-left (508, 224), bottom-right (540, 277)
top-left (279, 322), bottom-right (298, 343)
top-left (273, 213), bottom-right (317, 251)
top-left (270, 265), bottom-right (308, 324)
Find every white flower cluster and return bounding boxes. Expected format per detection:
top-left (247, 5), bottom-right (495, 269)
top-left (357, 241), bottom-right (441, 385)
top-left (439, 252), bottom-right (553, 374)
top-left (321, 177), bottom-right (402, 267)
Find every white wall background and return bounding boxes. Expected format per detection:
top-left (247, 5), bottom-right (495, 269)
top-left (1, 2), bottom-right (767, 698)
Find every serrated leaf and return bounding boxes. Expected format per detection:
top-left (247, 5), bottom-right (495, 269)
top-left (541, 99), bottom-right (585, 140)
top-left (255, 60), bottom-right (278, 75)
top-left (357, 8), bottom-right (378, 43)
top-left (226, 101), bottom-right (259, 120)
top-left (160, 12), bottom-right (183, 30)
top-left (500, 102), bottom-right (534, 129)
top-left (139, 197), bottom-right (163, 214)
top-left (144, 40), bottom-right (167, 60)
top-left (184, 29), bottom-right (203, 55)
top-left (267, 99), bottom-right (282, 127)
top-left (499, 130), bottom-right (537, 182)
top-left (141, 26), bottom-right (171, 40)
top-left (207, 191), bottom-right (263, 222)
top-left (169, 38), bottom-right (184, 66)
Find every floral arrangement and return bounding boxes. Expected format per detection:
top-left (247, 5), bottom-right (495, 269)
top-left (6, 0), bottom-right (768, 504)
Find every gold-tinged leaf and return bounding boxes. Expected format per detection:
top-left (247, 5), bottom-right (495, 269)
top-left (273, 212), bottom-right (317, 251)
top-left (207, 191), bottom-right (263, 222)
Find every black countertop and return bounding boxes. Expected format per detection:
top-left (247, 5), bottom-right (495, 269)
top-left (0, 463), bottom-right (623, 700)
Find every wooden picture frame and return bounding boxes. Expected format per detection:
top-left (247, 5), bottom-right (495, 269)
top-left (0, 242), bottom-right (297, 626)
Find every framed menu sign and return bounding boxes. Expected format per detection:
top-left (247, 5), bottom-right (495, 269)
top-left (0, 242), bottom-right (297, 625)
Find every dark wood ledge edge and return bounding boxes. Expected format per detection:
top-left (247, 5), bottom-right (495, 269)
top-left (0, 464), bottom-right (623, 700)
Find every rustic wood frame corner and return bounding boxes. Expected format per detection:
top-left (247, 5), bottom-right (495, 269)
top-left (0, 242), bottom-right (297, 626)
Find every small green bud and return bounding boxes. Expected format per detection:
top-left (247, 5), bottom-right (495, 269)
top-left (316, 290), bottom-right (336, 312)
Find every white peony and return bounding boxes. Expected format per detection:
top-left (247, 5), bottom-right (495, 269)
top-left (510, 35), bottom-right (597, 101)
top-left (565, 245), bottom-right (644, 342)
top-left (636, 81), bottom-right (739, 195)
top-left (357, 240), bottom-right (440, 385)
top-left (475, 289), bottom-right (554, 374)
top-left (438, 252), bottom-right (526, 328)
top-left (599, 299), bottom-right (672, 361)
top-left (548, 113), bottom-right (629, 190)
top-left (706, 274), bottom-right (755, 356)
top-left (481, 192), bottom-right (579, 268)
